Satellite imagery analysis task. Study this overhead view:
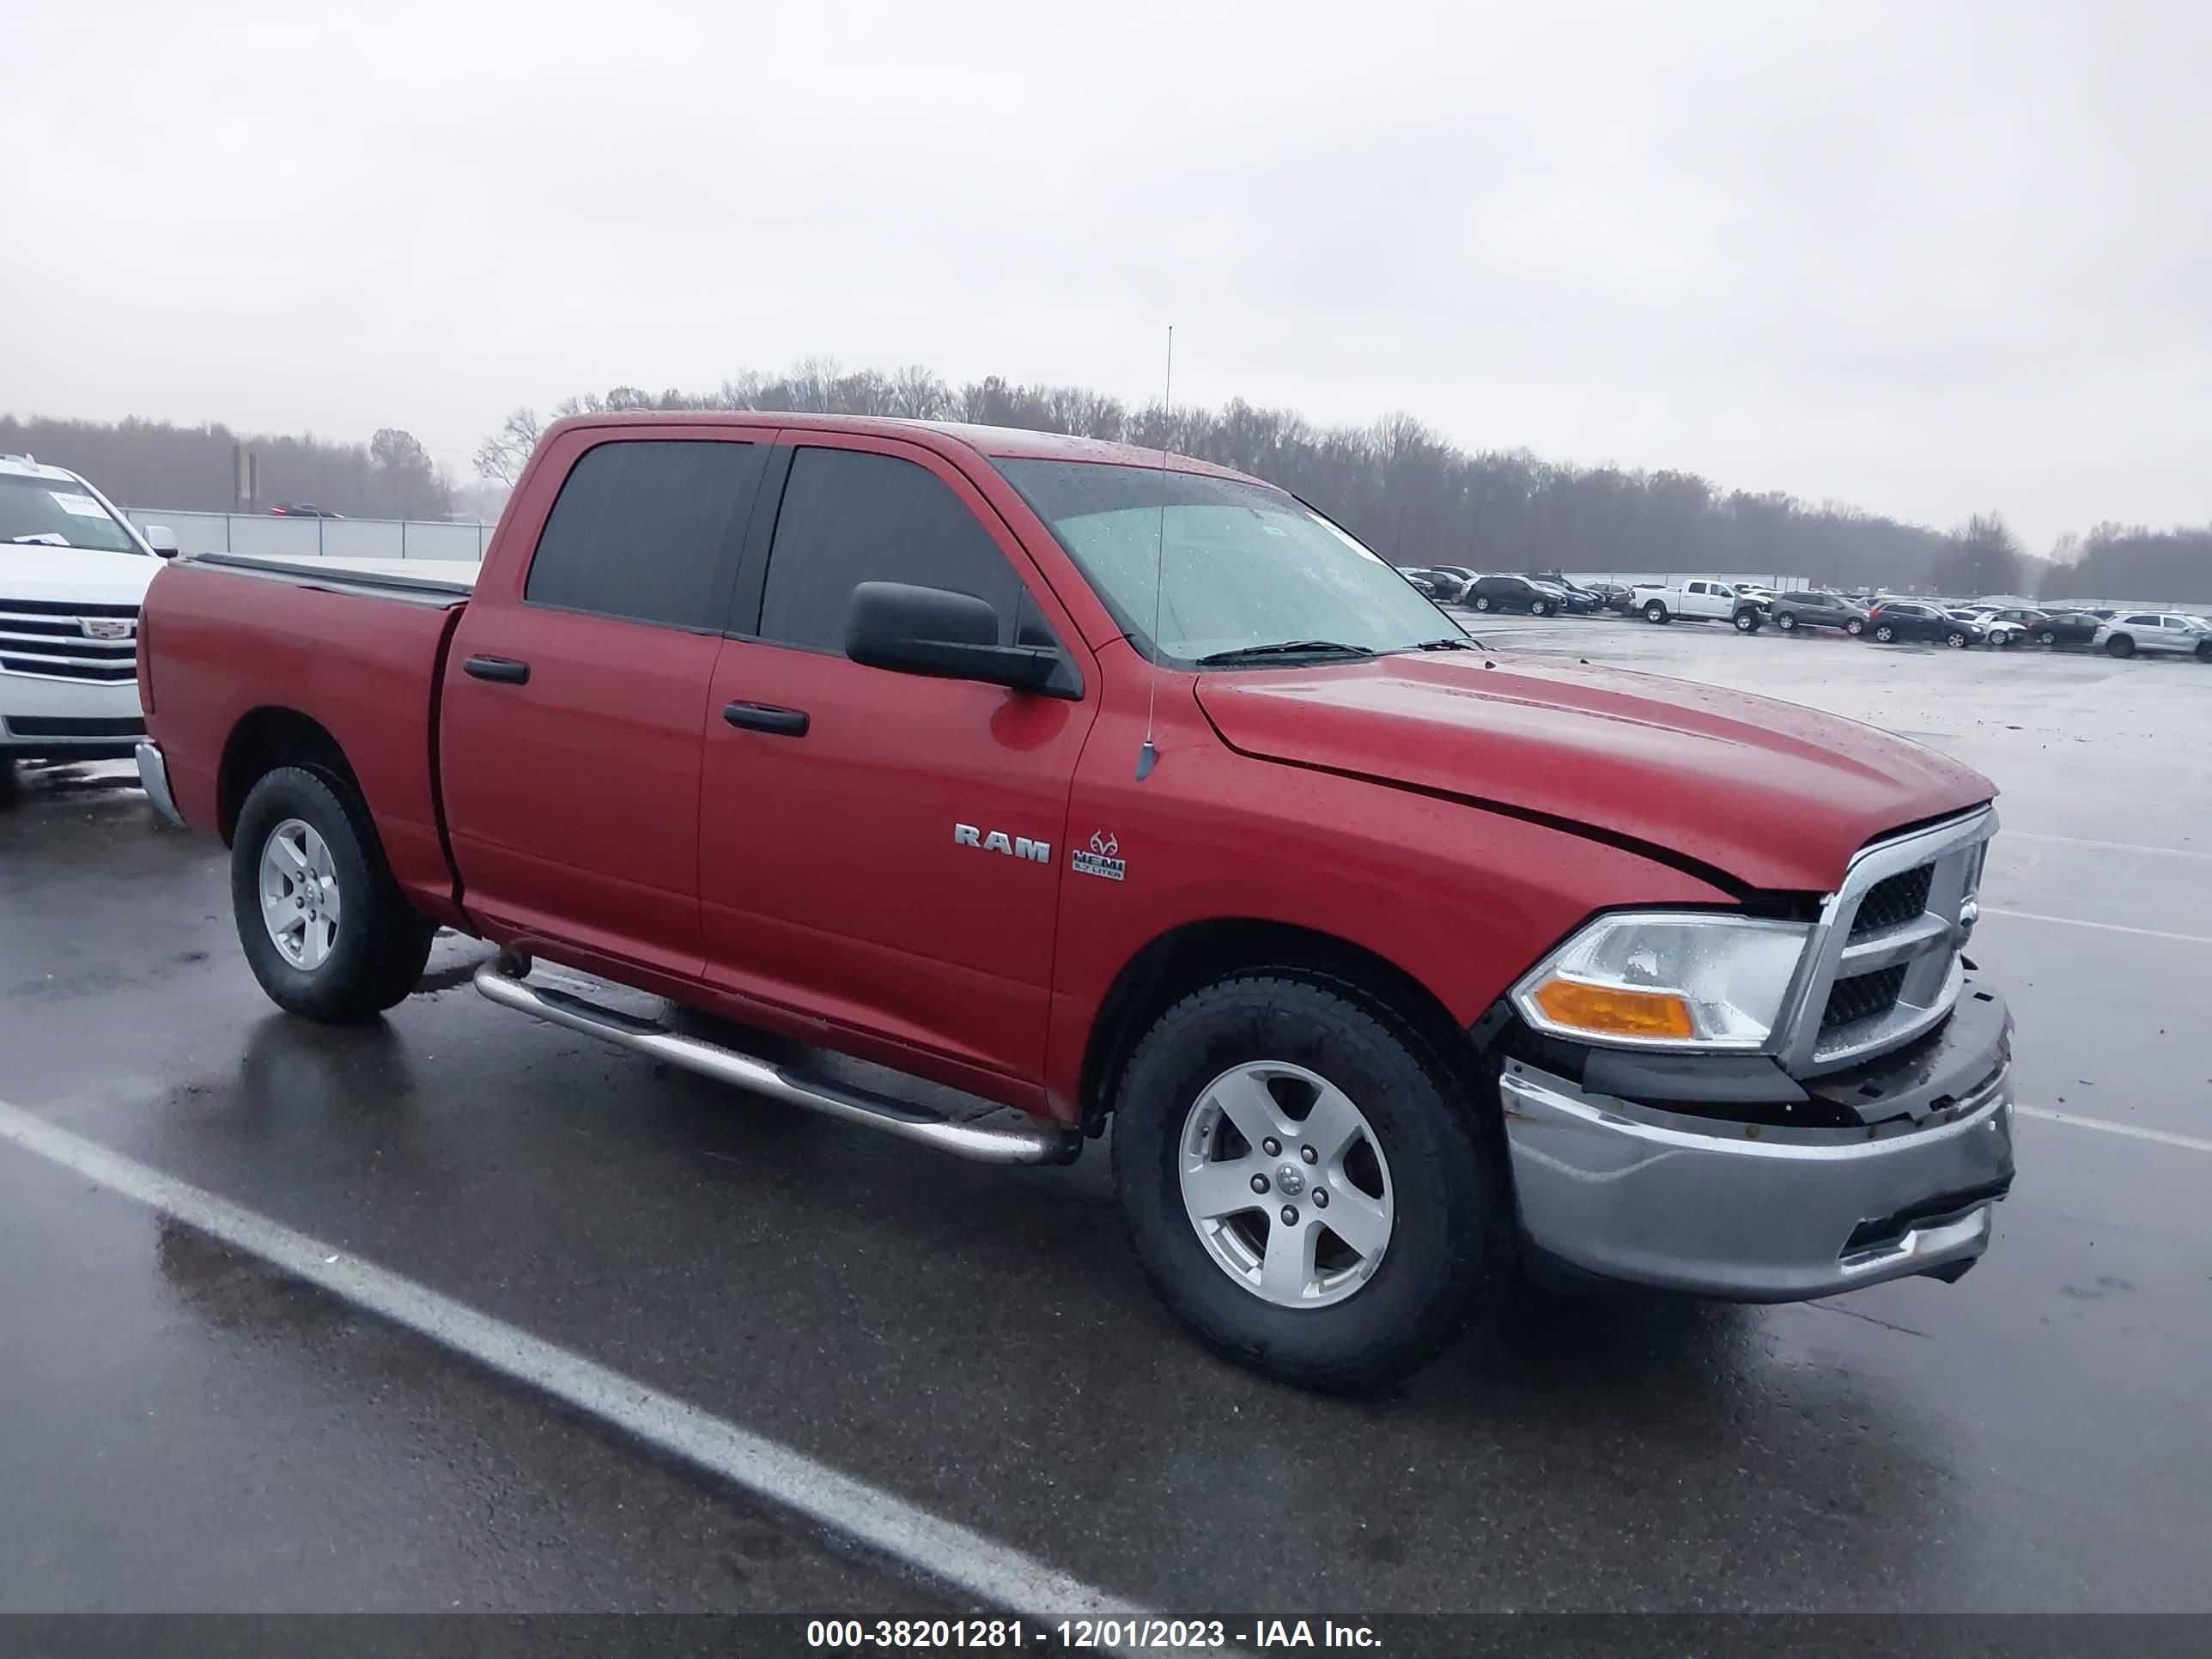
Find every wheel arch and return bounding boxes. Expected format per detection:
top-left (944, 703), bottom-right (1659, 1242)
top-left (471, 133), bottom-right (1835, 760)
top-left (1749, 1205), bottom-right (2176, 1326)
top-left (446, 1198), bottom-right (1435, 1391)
top-left (216, 706), bottom-right (360, 846)
top-left (1076, 917), bottom-right (1480, 1138)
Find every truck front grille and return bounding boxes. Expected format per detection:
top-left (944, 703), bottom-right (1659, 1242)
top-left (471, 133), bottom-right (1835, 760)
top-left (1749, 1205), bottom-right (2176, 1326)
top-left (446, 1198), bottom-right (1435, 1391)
top-left (1850, 863), bottom-right (1934, 939)
top-left (1778, 808), bottom-right (1994, 1078)
top-left (0, 599), bottom-right (140, 684)
top-left (1821, 964), bottom-right (1908, 1032)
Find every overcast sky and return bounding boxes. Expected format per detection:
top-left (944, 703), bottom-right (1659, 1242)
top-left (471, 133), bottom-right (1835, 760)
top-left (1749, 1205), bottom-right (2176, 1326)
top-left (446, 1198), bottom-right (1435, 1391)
top-left (6, 0), bottom-right (2205, 550)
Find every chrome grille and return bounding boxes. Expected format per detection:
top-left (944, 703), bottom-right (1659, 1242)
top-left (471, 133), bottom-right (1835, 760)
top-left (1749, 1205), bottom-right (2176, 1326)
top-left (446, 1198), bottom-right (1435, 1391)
top-left (0, 599), bottom-right (139, 684)
top-left (1778, 807), bottom-right (1995, 1078)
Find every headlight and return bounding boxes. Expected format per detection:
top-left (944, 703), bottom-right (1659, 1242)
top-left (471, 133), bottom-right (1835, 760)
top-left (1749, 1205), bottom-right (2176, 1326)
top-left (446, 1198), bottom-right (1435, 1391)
top-left (1510, 912), bottom-right (1812, 1051)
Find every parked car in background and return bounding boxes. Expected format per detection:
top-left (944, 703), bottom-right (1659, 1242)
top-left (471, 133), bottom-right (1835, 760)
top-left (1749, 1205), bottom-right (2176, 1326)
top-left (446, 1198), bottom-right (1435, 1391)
top-left (1531, 580), bottom-right (1597, 616)
top-left (1395, 568), bottom-right (1445, 600)
top-left (1632, 578), bottom-right (1758, 625)
top-left (269, 502), bottom-right (344, 519)
top-left (2025, 610), bottom-right (2103, 647)
top-left (1, 454), bottom-right (179, 778)
top-left (1466, 574), bottom-right (1562, 615)
top-left (1765, 591), bottom-right (1870, 635)
top-left (2094, 611), bottom-right (2212, 660)
top-left (1866, 601), bottom-right (1983, 648)
top-left (1422, 565), bottom-right (1481, 601)
top-left (1955, 609), bottom-right (2028, 647)
top-left (1395, 566), bottom-right (1471, 603)
top-left (1583, 581), bottom-right (1635, 614)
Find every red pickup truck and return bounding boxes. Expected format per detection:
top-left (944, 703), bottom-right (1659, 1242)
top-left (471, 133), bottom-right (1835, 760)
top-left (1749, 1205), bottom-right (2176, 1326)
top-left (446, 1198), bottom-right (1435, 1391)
top-left (134, 413), bottom-right (2015, 1389)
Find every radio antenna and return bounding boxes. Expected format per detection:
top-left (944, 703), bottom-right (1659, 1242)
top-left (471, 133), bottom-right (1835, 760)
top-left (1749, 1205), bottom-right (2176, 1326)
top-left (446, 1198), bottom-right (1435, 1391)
top-left (1137, 325), bottom-right (1172, 782)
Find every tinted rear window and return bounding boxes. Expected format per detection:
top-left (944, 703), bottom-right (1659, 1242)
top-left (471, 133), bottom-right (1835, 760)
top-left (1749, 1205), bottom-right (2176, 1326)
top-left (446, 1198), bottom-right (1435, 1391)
top-left (525, 440), bottom-right (763, 629)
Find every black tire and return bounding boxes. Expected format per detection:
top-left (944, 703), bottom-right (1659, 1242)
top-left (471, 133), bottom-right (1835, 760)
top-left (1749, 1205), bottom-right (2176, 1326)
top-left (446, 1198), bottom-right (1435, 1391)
top-left (1873, 623), bottom-right (1896, 643)
top-left (1110, 973), bottom-right (1504, 1393)
top-left (1644, 600), bottom-right (1669, 623)
top-left (231, 766), bottom-right (437, 1023)
top-left (1776, 612), bottom-right (1798, 632)
top-left (2197, 641), bottom-right (2212, 663)
top-left (1845, 617), bottom-right (1865, 635)
top-left (1946, 631), bottom-right (1969, 648)
top-left (2037, 629), bottom-right (2057, 647)
top-left (1733, 610), bottom-right (1760, 633)
top-left (2107, 635), bottom-right (2135, 658)
top-left (1530, 600), bottom-right (1553, 617)
top-left (1472, 595), bottom-right (1492, 611)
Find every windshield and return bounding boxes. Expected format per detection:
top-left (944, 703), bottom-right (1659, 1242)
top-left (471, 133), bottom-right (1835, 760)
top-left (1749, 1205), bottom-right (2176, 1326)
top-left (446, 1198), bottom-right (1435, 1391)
top-left (994, 459), bottom-right (1458, 663)
top-left (0, 474), bottom-right (143, 555)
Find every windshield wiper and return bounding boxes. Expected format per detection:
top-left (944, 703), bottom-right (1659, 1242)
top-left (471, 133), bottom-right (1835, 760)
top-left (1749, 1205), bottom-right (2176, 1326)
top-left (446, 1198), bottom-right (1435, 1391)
top-left (1407, 635), bottom-right (1480, 651)
top-left (1197, 640), bottom-right (1377, 666)
top-left (6, 533), bottom-right (74, 548)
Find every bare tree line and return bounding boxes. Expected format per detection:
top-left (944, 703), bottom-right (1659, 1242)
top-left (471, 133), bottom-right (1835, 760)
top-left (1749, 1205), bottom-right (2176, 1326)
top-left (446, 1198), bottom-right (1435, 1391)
top-left (0, 415), bottom-right (453, 520)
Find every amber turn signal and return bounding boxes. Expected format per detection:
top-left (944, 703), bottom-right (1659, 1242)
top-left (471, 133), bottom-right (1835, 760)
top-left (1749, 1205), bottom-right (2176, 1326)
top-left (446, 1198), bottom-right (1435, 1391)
top-left (1528, 978), bottom-right (1698, 1040)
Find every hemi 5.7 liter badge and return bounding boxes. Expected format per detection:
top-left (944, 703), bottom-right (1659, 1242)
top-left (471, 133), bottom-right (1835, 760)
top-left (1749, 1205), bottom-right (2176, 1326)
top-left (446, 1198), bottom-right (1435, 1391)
top-left (1073, 831), bottom-right (1126, 882)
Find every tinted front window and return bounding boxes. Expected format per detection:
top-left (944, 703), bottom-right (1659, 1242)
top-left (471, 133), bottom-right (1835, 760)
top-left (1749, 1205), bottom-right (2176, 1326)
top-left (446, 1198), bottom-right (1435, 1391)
top-left (998, 459), bottom-right (1455, 663)
top-left (759, 447), bottom-right (1021, 651)
top-left (526, 440), bottom-right (762, 629)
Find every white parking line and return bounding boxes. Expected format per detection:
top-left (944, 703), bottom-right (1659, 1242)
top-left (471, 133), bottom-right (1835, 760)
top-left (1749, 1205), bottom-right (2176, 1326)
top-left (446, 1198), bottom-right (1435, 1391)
top-left (2007, 831), bottom-right (2212, 862)
top-left (0, 1097), bottom-right (1150, 1627)
top-left (1978, 908), bottom-right (2212, 946)
top-left (2014, 1106), bottom-right (2212, 1156)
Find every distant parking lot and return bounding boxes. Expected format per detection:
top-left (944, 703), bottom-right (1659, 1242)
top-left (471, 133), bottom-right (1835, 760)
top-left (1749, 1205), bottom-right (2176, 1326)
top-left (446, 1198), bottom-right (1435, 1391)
top-left (2, 613), bottom-right (2209, 1619)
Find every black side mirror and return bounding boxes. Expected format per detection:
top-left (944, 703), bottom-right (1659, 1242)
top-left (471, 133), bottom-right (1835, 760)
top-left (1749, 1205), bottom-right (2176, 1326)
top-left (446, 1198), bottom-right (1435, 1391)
top-left (845, 581), bottom-right (1077, 698)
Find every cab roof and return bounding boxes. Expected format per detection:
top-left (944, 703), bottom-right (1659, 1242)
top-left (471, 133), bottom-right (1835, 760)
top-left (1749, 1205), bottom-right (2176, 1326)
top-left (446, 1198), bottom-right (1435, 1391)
top-left (0, 453), bottom-right (85, 484)
top-left (545, 411), bottom-right (1264, 484)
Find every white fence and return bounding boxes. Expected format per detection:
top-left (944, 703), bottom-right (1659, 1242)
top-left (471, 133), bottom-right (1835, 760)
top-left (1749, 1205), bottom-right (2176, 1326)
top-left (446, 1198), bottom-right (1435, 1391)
top-left (122, 508), bottom-right (495, 562)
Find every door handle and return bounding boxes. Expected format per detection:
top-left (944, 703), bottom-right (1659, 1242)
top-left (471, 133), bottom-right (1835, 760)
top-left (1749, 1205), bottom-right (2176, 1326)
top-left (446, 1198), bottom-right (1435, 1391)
top-left (463, 655), bottom-right (532, 685)
top-left (722, 702), bottom-right (810, 738)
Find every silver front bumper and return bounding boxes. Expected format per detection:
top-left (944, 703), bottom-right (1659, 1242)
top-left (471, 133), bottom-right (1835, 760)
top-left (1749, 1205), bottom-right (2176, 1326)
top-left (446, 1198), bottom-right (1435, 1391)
top-left (1501, 1058), bottom-right (2013, 1301)
top-left (135, 740), bottom-right (185, 827)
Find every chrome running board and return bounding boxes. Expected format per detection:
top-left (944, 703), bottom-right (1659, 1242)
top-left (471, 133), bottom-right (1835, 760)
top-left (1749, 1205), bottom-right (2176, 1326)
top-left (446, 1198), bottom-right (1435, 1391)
top-left (473, 955), bottom-right (1080, 1167)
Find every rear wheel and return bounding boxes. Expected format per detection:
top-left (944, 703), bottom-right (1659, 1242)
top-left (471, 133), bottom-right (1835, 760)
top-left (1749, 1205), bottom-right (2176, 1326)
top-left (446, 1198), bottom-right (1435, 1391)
top-left (2197, 641), bottom-right (2212, 663)
top-left (1111, 974), bottom-right (1503, 1393)
top-left (1776, 612), bottom-right (1798, 632)
top-left (2107, 635), bottom-right (2136, 658)
top-left (2038, 629), bottom-right (2057, 647)
top-left (1473, 595), bottom-right (1492, 611)
top-left (231, 766), bottom-right (437, 1022)
top-left (1644, 601), bottom-right (1669, 623)
top-left (1845, 617), bottom-right (1865, 635)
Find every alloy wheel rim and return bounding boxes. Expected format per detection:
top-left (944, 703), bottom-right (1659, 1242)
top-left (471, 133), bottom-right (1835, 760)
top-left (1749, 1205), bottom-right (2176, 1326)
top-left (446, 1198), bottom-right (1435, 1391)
top-left (258, 817), bottom-right (342, 969)
top-left (1177, 1060), bottom-right (1394, 1310)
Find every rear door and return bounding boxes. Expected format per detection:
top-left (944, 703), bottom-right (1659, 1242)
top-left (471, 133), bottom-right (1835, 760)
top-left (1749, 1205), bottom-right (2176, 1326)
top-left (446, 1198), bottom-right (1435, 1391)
top-left (696, 432), bottom-right (1099, 1085)
top-left (441, 429), bottom-right (766, 978)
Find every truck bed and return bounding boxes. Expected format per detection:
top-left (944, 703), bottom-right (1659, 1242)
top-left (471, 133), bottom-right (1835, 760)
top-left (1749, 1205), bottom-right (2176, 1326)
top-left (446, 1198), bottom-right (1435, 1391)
top-left (140, 556), bottom-right (471, 925)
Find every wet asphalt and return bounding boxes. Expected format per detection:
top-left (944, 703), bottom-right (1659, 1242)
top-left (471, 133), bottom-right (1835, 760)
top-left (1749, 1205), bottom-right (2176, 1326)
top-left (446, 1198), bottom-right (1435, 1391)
top-left (1, 616), bottom-right (2207, 1616)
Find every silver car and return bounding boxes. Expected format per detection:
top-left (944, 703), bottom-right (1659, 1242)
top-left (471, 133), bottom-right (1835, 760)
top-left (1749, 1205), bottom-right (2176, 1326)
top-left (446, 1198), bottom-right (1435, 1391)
top-left (2093, 611), bottom-right (2212, 660)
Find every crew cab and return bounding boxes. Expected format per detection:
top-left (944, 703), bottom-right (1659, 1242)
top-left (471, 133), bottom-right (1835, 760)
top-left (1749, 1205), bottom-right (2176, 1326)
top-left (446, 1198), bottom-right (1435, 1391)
top-left (1631, 577), bottom-right (1760, 626)
top-left (134, 414), bottom-right (2016, 1390)
top-left (1, 454), bottom-right (179, 779)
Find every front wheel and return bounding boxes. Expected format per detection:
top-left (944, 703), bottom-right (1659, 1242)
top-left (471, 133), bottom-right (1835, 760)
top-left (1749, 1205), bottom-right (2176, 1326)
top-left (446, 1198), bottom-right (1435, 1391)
top-left (1644, 601), bottom-right (1669, 624)
top-left (1873, 623), bottom-right (1896, 643)
top-left (2107, 635), bottom-right (2136, 658)
top-left (1529, 600), bottom-right (1553, 617)
top-left (1946, 631), bottom-right (1970, 648)
top-left (1111, 974), bottom-right (1503, 1393)
top-left (1845, 617), bottom-right (1865, 635)
top-left (231, 766), bottom-right (438, 1023)
top-left (1734, 611), bottom-right (1760, 633)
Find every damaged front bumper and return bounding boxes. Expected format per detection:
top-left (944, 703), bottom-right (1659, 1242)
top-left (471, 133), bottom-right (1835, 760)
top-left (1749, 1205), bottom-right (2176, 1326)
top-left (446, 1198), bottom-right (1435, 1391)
top-left (1498, 983), bottom-right (2015, 1301)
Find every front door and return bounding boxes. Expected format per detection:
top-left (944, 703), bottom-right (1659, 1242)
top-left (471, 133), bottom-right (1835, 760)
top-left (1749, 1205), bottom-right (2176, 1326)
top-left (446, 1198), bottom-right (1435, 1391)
top-left (696, 432), bottom-right (1098, 1085)
top-left (441, 428), bottom-right (766, 978)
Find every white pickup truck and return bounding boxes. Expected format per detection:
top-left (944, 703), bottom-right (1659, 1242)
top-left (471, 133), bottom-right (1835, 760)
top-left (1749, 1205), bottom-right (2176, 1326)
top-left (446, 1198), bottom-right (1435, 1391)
top-left (1, 454), bottom-right (179, 784)
top-left (1632, 578), bottom-right (1766, 629)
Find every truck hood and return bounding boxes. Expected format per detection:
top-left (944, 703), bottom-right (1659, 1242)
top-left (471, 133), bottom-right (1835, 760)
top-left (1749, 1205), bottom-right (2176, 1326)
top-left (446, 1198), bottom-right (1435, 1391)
top-left (0, 544), bottom-right (161, 608)
top-left (1194, 654), bottom-right (1994, 893)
